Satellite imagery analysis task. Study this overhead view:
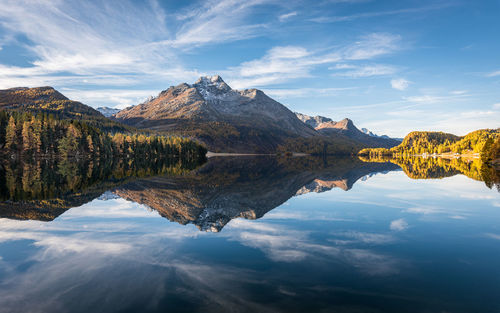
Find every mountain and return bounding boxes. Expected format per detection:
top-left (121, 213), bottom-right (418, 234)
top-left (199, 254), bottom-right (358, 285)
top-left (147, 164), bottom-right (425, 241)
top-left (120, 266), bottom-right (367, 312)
top-left (97, 106), bottom-right (121, 117)
top-left (114, 75), bottom-right (320, 153)
top-left (0, 86), bottom-right (129, 132)
top-left (295, 113), bottom-right (400, 148)
top-left (0, 87), bottom-right (102, 119)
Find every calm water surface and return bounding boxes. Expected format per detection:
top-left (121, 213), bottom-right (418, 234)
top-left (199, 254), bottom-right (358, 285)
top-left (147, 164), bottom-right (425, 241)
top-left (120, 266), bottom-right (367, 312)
top-left (0, 157), bottom-right (499, 313)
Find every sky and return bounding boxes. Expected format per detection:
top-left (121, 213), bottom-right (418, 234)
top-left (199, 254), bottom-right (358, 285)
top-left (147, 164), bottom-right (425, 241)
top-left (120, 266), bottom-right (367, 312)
top-left (0, 0), bottom-right (499, 137)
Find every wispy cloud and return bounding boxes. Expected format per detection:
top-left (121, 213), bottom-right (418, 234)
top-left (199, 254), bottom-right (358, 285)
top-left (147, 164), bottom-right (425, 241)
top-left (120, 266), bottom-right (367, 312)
top-left (333, 64), bottom-right (396, 78)
top-left (263, 87), bottom-right (355, 98)
top-left (403, 92), bottom-right (470, 105)
top-left (279, 11), bottom-right (297, 22)
top-left (170, 0), bottom-right (272, 48)
top-left (391, 78), bottom-right (410, 90)
top-left (486, 70), bottom-right (500, 77)
top-left (343, 33), bottom-right (401, 60)
top-left (0, 0), bottom-right (280, 106)
top-left (227, 45), bottom-right (341, 88)
top-left (228, 33), bottom-right (401, 88)
top-left (309, 2), bottom-right (455, 23)
top-left (390, 218), bottom-right (408, 231)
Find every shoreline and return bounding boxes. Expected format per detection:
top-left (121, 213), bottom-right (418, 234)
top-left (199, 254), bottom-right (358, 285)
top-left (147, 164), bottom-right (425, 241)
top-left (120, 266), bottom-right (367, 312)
top-left (206, 152), bottom-right (310, 158)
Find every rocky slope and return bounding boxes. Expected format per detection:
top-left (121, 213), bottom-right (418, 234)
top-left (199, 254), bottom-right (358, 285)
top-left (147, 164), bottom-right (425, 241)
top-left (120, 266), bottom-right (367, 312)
top-left (114, 76), bottom-right (320, 153)
top-left (115, 76), bottom-right (401, 152)
top-left (296, 113), bottom-right (400, 148)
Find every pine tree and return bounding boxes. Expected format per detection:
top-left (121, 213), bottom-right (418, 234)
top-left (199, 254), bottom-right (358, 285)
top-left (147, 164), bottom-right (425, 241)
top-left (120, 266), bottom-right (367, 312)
top-left (22, 120), bottom-right (32, 153)
top-left (5, 116), bottom-right (17, 151)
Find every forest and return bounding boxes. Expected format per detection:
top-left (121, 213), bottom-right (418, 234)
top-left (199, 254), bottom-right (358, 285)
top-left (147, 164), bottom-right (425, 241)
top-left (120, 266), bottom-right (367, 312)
top-left (0, 110), bottom-right (207, 162)
top-left (359, 129), bottom-right (500, 162)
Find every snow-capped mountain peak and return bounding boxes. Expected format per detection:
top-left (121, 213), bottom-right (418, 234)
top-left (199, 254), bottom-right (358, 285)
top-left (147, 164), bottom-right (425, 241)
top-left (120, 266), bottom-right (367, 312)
top-left (192, 75), bottom-right (235, 101)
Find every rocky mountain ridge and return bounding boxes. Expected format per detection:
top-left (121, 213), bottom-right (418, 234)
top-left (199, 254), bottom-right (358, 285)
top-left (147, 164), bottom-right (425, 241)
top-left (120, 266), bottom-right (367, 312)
top-left (114, 75), bottom-right (401, 153)
top-left (114, 75), bottom-right (319, 152)
top-left (295, 112), bottom-right (400, 148)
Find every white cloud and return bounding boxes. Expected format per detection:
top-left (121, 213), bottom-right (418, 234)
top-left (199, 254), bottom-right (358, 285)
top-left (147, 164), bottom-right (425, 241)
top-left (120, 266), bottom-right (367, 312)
top-left (227, 220), bottom-right (399, 275)
top-left (279, 11), bottom-right (297, 22)
top-left (331, 231), bottom-right (395, 245)
top-left (343, 33), bottom-right (401, 60)
top-left (390, 218), bottom-right (408, 231)
top-left (493, 103), bottom-right (500, 110)
top-left (403, 93), bottom-right (469, 104)
top-left (391, 78), bottom-right (410, 90)
top-left (487, 70), bottom-right (500, 77)
top-left (0, 0), bottom-right (278, 106)
top-left (334, 64), bottom-right (396, 78)
top-left (309, 3), bottom-right (454, 23)
top-left (61, 89), bottom-right (159, 109)
top-left (227, 45), bottom-right (341, 88)
top-left (170, 0), bottom-right (271, 48)
top-left (263, 87), bottom-right (354, 98)
top-left (227, 33), bottom-right (401, 88)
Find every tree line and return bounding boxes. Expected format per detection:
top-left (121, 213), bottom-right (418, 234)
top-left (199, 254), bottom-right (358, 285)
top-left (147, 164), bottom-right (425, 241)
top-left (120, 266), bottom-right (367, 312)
top-left (359, 129), bottom-right (500, 159)
top-left (0, 110), bottom-right (207, 162)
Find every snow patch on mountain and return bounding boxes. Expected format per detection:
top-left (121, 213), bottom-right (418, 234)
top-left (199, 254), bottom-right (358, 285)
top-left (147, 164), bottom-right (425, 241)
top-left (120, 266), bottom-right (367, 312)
top-left (361, 127), bottom-right (401, 141)
top-left (97, 107), bottom-right (121, 117)
top-left (192, 75), bottom-right (238, 102)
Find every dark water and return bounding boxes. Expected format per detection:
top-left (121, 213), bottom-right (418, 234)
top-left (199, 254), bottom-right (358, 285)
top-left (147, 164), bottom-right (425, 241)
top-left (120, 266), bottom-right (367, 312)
top-left (0, 156), bottom-right (499, 313)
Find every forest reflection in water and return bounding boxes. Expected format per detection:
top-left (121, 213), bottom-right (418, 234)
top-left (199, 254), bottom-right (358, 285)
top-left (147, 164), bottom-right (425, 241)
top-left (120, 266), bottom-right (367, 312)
top-left (0, 154), bottom-right (500, 313)
top-left (0, 154), bottom-right (498, 231)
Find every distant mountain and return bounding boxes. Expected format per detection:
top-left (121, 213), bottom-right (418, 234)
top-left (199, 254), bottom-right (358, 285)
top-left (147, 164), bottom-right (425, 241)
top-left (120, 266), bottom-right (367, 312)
top-left (296, 113), bottom-right (400, 148)
top-left (115, 75), bottom-right (318, 153)
top-left (97, 106), bottom-right (121, 117)
top-left (361, 127), bottom-right (403, 141)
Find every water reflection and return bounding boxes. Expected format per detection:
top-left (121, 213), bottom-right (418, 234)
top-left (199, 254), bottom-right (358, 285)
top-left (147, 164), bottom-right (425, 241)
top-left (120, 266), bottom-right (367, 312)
top-left (359, 155), bottom-right (500, 190)
top-left (0, 156), bottom-right (499, 312)
top-left (0, 156), bottom-right (205, 221)
top-left (1, 156), bottom-right (498, 230)
top-left (0, 156), bottom-right (400, 228)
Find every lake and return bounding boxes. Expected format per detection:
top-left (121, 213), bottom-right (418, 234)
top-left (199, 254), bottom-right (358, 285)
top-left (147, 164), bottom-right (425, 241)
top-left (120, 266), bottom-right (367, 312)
top-left (0, 156), bottom-right (499, 313)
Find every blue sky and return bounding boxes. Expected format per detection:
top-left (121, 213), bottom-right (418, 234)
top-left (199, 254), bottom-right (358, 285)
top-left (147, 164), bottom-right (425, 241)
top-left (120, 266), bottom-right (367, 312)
top-left (0, 0), bottom-right (499, 137)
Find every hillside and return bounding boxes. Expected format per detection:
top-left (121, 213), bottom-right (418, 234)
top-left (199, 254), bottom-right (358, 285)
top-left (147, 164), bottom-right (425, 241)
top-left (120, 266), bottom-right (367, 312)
top-left (359, 129), bottom-right (500, 159)
top-left (0, 87), bottom-right (129, 132)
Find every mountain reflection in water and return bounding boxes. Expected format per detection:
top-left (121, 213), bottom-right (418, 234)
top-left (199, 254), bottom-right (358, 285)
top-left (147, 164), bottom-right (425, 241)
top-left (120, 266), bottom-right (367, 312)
top-left (0, 155), bottom-right (497, 231)
top-left (1, 155), bottom-right (500, 313)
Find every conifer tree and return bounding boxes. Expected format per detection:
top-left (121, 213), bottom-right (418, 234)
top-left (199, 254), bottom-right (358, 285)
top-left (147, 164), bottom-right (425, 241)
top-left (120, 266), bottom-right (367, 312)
top-left (5, 115), bottom-right (17, 151)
